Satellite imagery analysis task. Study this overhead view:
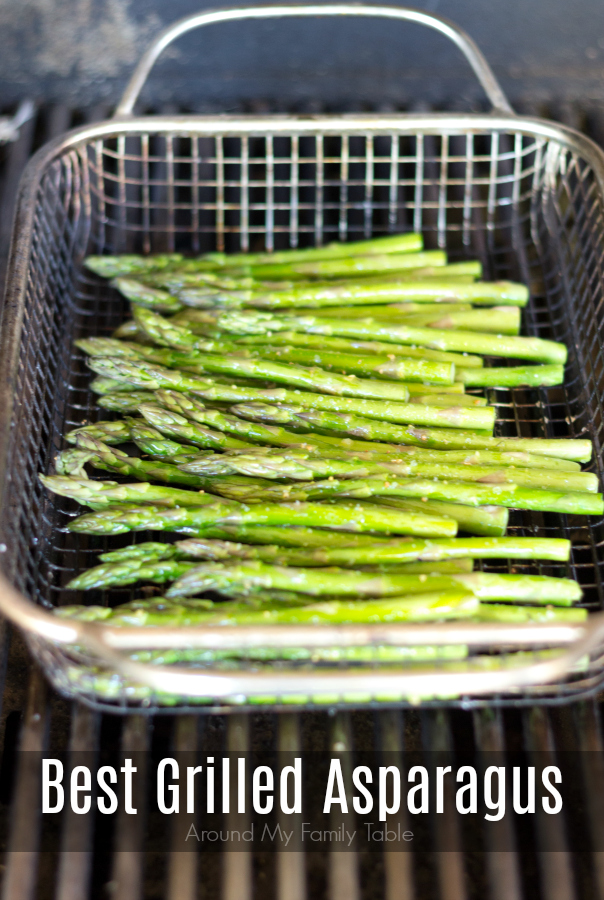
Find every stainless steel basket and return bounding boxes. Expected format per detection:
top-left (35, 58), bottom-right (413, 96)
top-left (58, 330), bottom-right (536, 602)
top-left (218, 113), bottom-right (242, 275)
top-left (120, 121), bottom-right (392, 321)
top-left (1, 3), bottom-right (604, 713)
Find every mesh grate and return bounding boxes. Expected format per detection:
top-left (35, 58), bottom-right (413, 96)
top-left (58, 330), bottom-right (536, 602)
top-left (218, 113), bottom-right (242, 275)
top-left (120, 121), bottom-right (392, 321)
top-left (1, 118), bottom-right (604, 710)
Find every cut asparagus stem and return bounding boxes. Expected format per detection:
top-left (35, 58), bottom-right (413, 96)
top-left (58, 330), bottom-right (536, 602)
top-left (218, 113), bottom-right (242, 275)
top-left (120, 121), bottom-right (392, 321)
top-left (475, 604), bottom-right (587, 624)
top-left (410, 394), bottom-right (488, 408)
top-left (211, 472), bottom-right (603, 515)
top-left (178, 449), bottom-right (598, 493)
top-left (231, 403), bottom-right (591, 461)
top-left (456, 365), bottom-right (564, 388)
top-left (238, 331), bottom-right (485, 367)
top-left (362, 498), bottom-right (509, 537)
top-left (86, 358), bottom-right (496, 431)
top-left (211, 310), bottom-right (567, 365)
top-left (217, 440), bottom-right (582, 472)
top-left (387, 307), bottom-right (521, 335)
top-left (67, 499), bottom-right (460, 537)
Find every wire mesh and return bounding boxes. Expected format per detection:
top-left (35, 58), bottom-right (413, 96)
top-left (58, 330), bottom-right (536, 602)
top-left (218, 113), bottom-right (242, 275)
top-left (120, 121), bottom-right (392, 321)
top-left (2, 118), bottom-right (604, 711)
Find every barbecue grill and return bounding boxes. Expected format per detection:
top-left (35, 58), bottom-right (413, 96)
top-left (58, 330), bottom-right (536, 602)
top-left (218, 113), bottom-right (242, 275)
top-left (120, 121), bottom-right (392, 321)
top-left (0, 7), bottom-right (603, 898)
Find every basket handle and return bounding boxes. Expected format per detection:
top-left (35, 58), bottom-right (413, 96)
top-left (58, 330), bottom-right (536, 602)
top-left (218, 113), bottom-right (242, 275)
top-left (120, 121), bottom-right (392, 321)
top-left (0, 569), bottom-right (600, 703)
top-left (114, 3), bottom-right (514, 117)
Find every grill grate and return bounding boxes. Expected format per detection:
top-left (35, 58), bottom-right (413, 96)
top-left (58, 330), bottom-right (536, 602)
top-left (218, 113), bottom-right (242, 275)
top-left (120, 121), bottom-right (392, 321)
top-left (1, 101), bottom-right (604, 897)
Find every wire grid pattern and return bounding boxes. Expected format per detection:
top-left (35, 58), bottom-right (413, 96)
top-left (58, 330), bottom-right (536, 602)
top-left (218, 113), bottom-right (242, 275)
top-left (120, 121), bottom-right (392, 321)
top-left (2, 122), bottom-right (604, 710)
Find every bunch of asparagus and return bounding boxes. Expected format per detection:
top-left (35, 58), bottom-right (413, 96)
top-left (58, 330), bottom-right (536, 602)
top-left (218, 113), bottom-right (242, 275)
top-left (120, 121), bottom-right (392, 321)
top-left (40, 233), bottom-right (598, 701)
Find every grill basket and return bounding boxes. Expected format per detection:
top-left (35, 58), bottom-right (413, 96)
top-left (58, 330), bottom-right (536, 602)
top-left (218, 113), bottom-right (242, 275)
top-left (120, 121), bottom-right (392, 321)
top-left (1, 4), bottom-right (604, 713)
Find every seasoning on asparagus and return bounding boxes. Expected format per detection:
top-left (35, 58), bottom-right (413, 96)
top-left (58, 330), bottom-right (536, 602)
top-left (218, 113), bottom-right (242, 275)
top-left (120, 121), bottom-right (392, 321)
top-left (232, 403), bottom-right (591, 461)
top-left (86, 358), bottom-right (496, 431)
top-left (209, 310), bottom-right (567, 365)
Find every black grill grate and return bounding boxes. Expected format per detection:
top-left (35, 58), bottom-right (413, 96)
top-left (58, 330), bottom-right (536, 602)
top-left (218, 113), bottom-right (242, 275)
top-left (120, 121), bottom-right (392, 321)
top-left (0, 102), bottom-right (604, 898)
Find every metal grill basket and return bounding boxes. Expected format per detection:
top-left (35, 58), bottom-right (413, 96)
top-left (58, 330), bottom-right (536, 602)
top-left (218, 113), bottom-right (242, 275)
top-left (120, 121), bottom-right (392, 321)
top-left (2, 4), bottom-right (604, 713)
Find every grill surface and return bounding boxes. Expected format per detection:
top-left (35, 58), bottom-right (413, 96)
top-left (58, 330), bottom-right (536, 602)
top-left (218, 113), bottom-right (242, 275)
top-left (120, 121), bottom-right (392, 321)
top-left (0, 101), bottom-right (604, 898)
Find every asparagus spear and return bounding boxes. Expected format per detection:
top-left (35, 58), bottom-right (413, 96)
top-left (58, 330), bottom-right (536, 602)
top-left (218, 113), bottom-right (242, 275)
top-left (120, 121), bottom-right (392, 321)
top-left (228, 343), bottom-right (457, 384)
top-left (211, 310), bottom-right (567, 365)
top-left (131, 307), bottom-right (456, 399)
top-left (155, 260), bottom-right (481, 292)
top-left (239, 250), bottom-right (448, 280)
top-left (66, 419), bottom-right (135, 446)
top-left (456, 365), bottom-right (564, 388)
top-left (129, 421), bottom-right (209, 462)
top-left (67, 558), bottom-right (196, 589)
top-left (66, 556), bottom-right (476, 591)
top-left (153, 392), bottom-right (502, 459)
top-left (173, 276), bottom-right (482, 308)
top-left (214, 472), bottom-right (603, 515)
top-left (476, 604), bottom-right (587, 624)
top-left (79, 333), bottom-right (465, 396)
top-left (179, 440), bottom-right (583, 473)
top-left (67, 499), bottom-right (460, 537)
top-left (98, 391), bottom-right (157, 412)
top-left (78, 335), bottom-right (243, 360)
top-left (87, 332), bottom-right (476, 398)
top-left (90, 377), bottom-right (141, 395)
top-left (137, 404), bottom-right (257, 450)
top-left (179, 449), bottom-right (598, 493)
top-left (231, 403), bottom-right (591, 461)
top-left (238, 331), bottom-right (485, 367)
top-left (65, 437), bottom-right (283, 500)
top-left (294, 306), bottom-right (522, 335)
top-left (153, 390), bottom-right (354, 451)
top-left (111, 278), bottom-right (183, 313)
top-left (130, 643), bottom-right (470, 664)
top-left (63, 590), bottom-right (482, 626)
top-left (71, 435), bottom-right (220, 487)
top-left (41, 475), bottom-right (218, 509)
top-left (74, 549), bottom-right (476, 587)
top-left (98, 540), bottom-right (475, 573)
top-left (241, 280), bottom-right (528, 309)
top-left (85, 253), bottom-right (185, 278)
top-left (102, 531), bottom-right (572, 563)
top-left (207, 533), bottom-right (571, 561)
top-left (87, 358), bottom-right (496, 431)
top-left (165, 560), bottom-right (582, 602)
